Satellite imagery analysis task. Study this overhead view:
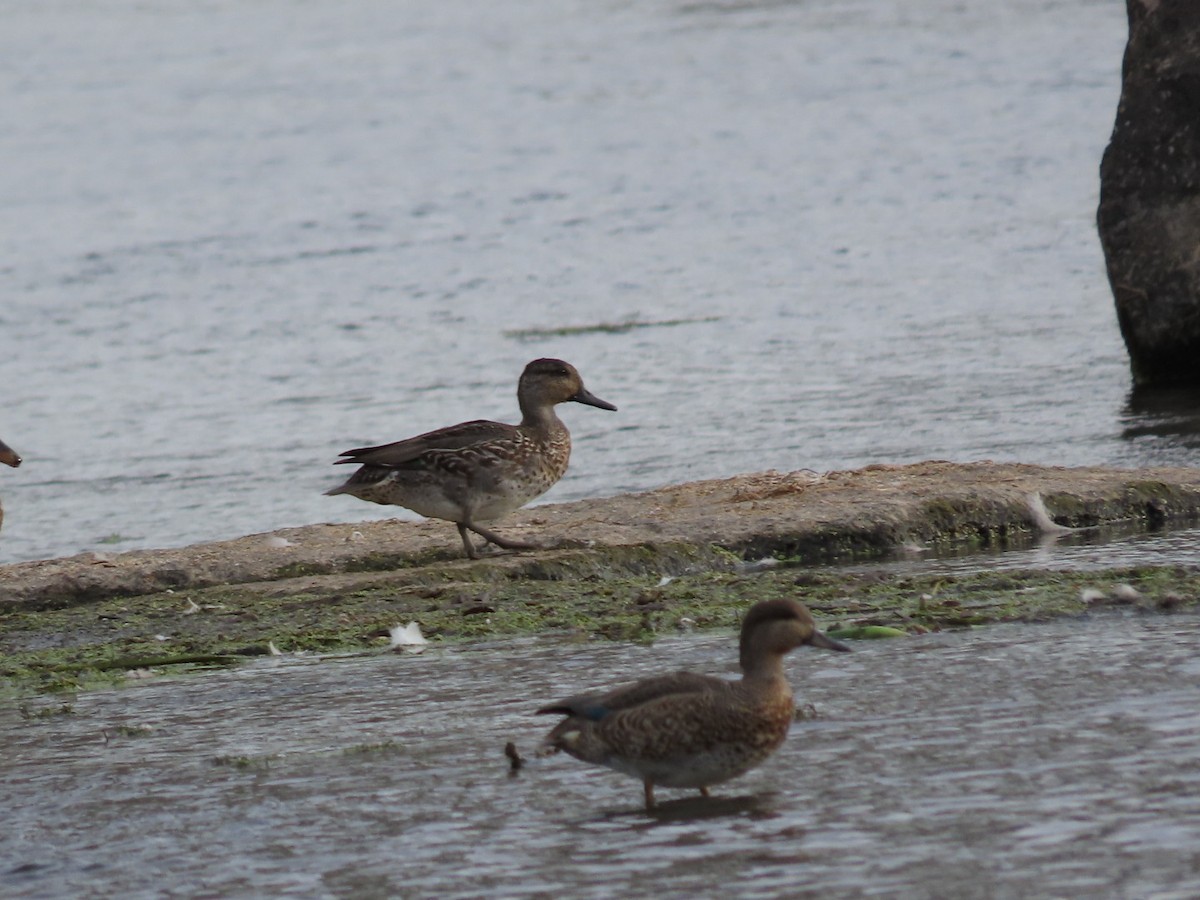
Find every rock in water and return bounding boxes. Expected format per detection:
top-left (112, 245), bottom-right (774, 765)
top-left (1098, 0), bottom-right (1200, 388)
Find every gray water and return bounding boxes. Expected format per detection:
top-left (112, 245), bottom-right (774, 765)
top-left (4, 0), bottom-right (1197, 566)
top-left (4, 612), bottom-right (1200, 898)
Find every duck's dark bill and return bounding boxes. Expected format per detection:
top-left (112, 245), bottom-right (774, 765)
top-left (572, 389), bottom-right (618, 412)
top-left (810, 630), bottom-right (851, 652)
top-left (0, 439), bottom-right (20, 468)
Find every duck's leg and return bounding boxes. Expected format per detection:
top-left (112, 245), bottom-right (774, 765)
top-left (643, 779), bottom-right (656, 810)
top-left (456, 524), bottom-right (483, 559)
top-left (698, 787), bottom-right (711, 799)
top-left (463, 521), bottom-right (541, 553)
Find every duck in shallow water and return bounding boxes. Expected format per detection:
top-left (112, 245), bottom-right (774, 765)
top-left (0, 437), bottom-right (22, 534)
top-left (537, 598), bottom-right (850, 809)
top-left (325, 358), bottom-right (616, 559)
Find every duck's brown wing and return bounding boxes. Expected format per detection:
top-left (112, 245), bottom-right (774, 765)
top-left (537, 671), bottom-right (730, 721)
top-left (333, 419), bottom-right (516, 469)
top-left (590, 685), bottom-right (789, 766)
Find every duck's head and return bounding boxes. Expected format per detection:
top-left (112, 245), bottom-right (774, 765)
top-left (0, 438), bottom-right (20, 468)
top-left (739, 598), bottom-right (849, 671)
top-left (518, 358), bottom-right (617, 413)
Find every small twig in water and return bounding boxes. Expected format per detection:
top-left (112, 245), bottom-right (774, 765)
top-left (504, 741), bottom-right (526, 774)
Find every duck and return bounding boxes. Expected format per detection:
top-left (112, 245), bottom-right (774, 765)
top-left (325, 358), bottom-right (616, 559)
top-left (536, 598), bottom-right (849, 809)
top-left (0, 437), bottom-right (21, 534)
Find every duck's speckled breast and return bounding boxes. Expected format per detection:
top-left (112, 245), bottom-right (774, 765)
top-left (468, 426), bottom-right (571, 519)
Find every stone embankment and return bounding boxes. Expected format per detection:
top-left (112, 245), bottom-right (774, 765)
top-left (4, 462), bottom-right (1200, 693)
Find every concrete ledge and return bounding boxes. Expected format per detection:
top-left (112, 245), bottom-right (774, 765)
top-left (3, 461), bottom-right (1200, 610)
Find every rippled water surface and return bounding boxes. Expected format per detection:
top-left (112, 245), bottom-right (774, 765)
top-left (4, 0), bottom-right (1195, 565)
top-left (837, 523), bottom-right (1200, 579)
top-left (4, 613), bottom-right (1200, 898)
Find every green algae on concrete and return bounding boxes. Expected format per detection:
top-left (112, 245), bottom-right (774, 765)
top-left (2, 554), bottom-right (1197, 696)
top-left (825, 625), bottom-right (909, 640)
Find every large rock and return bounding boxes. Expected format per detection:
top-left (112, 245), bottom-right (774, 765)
top-left (1098, 0), bottom-right (1200, 388)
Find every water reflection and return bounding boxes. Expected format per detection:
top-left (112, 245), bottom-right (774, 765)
top-left (1122, 386), bottom-right (1200, 442)
top-left (835, 523), bottom-right (1200, 578)
top-left (601, 792), bottom-right (782, 827)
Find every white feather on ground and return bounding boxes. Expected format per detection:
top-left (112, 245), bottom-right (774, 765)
top-left (389, 622), bottom-right (429, 653)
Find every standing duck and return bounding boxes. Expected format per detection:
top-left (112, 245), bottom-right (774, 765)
top-left (326, 358), bottom-right (616, 559)
top-left (537, 598), bottom-right (849, 809)
top-left (0, 437), bottom-right (21, 534)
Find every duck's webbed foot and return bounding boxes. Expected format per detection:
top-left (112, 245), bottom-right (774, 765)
top-left (459, 522), bottom-right (543, 557)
